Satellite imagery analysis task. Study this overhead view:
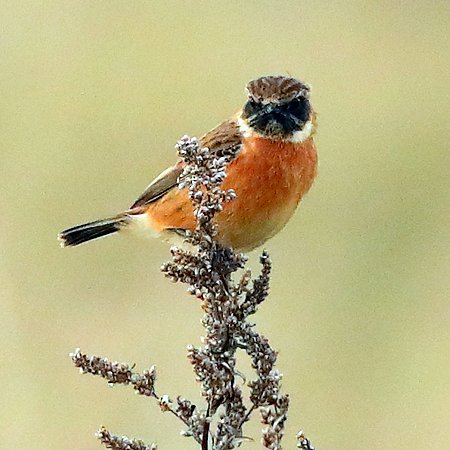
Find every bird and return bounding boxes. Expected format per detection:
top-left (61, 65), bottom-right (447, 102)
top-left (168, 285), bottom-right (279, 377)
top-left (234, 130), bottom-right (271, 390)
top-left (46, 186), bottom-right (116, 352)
top-left (58, 75), bottom-right (318, 252)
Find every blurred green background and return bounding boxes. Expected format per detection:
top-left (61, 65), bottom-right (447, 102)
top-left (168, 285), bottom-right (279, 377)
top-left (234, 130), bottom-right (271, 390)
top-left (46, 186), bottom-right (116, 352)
top-left (1, 1), bottom-right (449, 448)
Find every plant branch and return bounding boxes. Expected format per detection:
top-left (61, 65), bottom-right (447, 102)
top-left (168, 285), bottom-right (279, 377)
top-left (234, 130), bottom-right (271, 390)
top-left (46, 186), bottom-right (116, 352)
top-left (69, 135), bottom-right (315, 449)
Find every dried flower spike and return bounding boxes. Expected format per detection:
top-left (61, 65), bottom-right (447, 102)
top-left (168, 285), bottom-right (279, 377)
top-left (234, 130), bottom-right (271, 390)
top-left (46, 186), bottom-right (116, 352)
top-left (70, 135), bottom-right (314, 449)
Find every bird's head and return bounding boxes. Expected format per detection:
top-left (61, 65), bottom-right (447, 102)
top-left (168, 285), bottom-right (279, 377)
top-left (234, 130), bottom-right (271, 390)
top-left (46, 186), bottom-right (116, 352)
top-left (240, 75), bottom-right (313, 142)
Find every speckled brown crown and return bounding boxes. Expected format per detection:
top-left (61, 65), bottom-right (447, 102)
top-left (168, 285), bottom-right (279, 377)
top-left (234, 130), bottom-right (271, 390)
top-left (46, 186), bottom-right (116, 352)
top-left (245, 75), bottom-right (310, 104)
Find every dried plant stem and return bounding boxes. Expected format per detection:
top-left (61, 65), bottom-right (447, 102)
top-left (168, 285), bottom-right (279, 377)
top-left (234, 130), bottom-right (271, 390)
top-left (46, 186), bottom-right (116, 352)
top-left (69, 135), bottom-right (315, 449)
top-left (202, 420), bottom-right (210, 450)
top-left (96, 426), bottom-right (157, 450)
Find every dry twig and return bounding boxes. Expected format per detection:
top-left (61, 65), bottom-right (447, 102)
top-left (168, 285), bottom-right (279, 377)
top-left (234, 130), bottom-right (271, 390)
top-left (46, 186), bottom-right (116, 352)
top-left (70, 135), bottom-right (314, 449)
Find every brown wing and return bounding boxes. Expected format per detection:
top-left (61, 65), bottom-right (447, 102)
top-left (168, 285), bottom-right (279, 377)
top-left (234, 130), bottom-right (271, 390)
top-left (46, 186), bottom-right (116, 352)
top-left (130, 119), bottom-right (242, 209)
top-left (200, 117), bottom-right (243, 158)
top-left (130, 163), bottom-right (183, 209)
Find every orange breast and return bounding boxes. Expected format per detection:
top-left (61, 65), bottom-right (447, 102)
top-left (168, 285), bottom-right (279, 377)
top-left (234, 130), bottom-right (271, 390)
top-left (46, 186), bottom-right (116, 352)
top-left (145, 136), bottom-right (317, 250)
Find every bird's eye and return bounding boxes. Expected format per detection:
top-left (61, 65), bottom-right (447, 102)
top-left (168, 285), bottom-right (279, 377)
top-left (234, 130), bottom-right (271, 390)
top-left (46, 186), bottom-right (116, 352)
top-left (283, 98), bottom-right (310, 123)
top-left (242, 100), bottom-right (261, 119)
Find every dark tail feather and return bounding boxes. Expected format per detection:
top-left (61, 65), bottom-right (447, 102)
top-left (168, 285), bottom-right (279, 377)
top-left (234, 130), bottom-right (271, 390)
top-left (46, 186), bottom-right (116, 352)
top-left (58, 215), bottom-right (130, 247)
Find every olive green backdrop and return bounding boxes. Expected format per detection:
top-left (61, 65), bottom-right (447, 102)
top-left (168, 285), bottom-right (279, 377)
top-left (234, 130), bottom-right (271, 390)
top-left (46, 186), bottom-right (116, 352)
top-left (1, 1), bottom-right (449, 448)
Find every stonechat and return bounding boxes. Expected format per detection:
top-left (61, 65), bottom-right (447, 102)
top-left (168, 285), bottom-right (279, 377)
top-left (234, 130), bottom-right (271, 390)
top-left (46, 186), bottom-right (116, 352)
top-left (58, 75), bottom-right (318, 251)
